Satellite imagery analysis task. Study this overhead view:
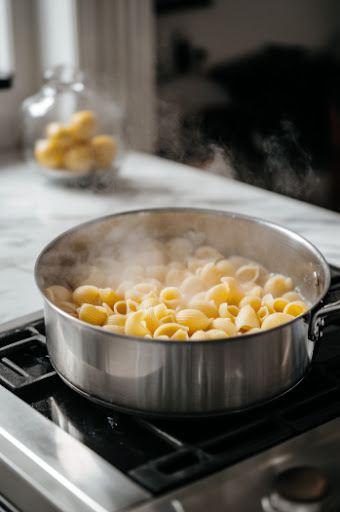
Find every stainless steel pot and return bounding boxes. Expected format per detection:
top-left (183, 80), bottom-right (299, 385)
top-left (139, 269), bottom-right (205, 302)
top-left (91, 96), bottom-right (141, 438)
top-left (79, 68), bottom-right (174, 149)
top-left (34, 208), bottom-right (340, 417)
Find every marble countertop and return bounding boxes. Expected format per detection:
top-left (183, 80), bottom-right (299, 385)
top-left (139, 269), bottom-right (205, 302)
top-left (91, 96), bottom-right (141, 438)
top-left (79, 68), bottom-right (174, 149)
top-left (1, 151), bottom-right (340, 327)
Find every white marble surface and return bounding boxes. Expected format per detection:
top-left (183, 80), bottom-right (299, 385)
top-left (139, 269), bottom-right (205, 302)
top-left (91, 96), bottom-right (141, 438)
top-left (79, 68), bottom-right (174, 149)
top-left (1, 151), bottom-right (340, 326)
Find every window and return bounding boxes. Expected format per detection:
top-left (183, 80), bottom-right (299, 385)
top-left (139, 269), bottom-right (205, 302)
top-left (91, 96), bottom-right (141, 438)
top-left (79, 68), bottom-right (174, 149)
top-left (0, 0), bottom-right (155, 152)
top-left (0, 0), bottom-right (14, 89)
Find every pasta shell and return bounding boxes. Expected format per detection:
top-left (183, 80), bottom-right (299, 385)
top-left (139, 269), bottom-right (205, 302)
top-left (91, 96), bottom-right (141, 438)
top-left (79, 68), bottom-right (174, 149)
top-left (55, 301), bottom-right (78, 315)
top-left (261, 294), bottom-right (275, 314)
top-left (144, 308), bottom-right (162, 333)
top-left (195, 245), bottom-right (222, 261)
top-left (114, 300), bottom-right (128, 315)
top-left (216, 259), bottom-right (235, 278)
top-left (154, 323), bottom-right (188, 338)
top-left (283, 301), bottom-right (308, 317)
top-left (244, 327), bottom-right (262, 335)
top-left (248, 285), bottom-right (263, 298)
top-left (206, 284), bottom-right (229, 306)
top-left (239, 295), bottom-right (262, 312)
top-left (261, 312), bottom-right (295, 330)
top-left (190, 291), bottom-right (208, 302)
top-left (126, 299), bottom-right (139, 313)
top-left (134, 282), bottom-right (158, 294)
top-left (140, 297), bottom-right (160, 309)
top-left (264, 275), bottom-right (293, 297)
top-left (257, 306), bottom-right (270, 324)
top-left (102, 302), bottom-right (114, 316)
top-left (189, 300), bottom-right (219, 318)
top-left (181, 276), bottom-right (206, 296)
top-left (190, 330), bottom-right (210, 341)
top-left (221, 277), bottom-right (244, 305)
top-left (160, 314), bottom-right (176, 324)
top-left (125, 311), bottom-right (151, 337)
top-left (78, 304), bottom-right (107, 326)
top-left (273, 298), bottom-right (289, 312)
top-left (219, 303), bottom-right (239, 320)
top-left (282, 291), bottom-right (303, 302)
top-left (124, 289), bottom-right (145, 302)
top-left (171, 329), bottom-right (189, 340)
top-left (236, 305), bottom-right (260, 331)
top-left (46, 285), bottom-right (72, 303)
top-left (107, 314), bottom-right (126, 327)
top-left (197, 262), bottom-right (221, 287)
top-left (160, 287), bottom-right (183, 308)
top-left (73, 285), bottom-right (100, 306)
top-left (176, 309), bottom-right (210, 334)
top-left (99, 288), bottom-right (119, 307)
top-left (153, 303), bottom-right (169, 320)
top-left (211, 318), bottom-right (237, 337)
top-left (206, 329), bottom-right (228, 339)
top-left (235, 265), bottom-right (260, 283)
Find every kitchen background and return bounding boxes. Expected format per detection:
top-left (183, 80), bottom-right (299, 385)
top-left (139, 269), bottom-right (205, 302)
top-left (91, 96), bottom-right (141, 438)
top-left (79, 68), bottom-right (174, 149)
top-left (1, 0), bottom-right (340, 211)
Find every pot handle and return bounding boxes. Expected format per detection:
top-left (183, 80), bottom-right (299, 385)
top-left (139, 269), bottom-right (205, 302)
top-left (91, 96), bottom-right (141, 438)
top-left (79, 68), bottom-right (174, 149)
top-left (310, 299), bottom-right (340, 341)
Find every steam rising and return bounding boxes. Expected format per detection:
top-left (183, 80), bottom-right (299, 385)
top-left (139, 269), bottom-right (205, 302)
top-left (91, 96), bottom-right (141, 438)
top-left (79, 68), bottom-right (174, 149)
top-left (38, 214), bottom-right (209, 296)
top-left (156, 98), bottom-right (319, 201)
top-left (156, 98), bottom-right (234, 177)
top-left (37, 210), bottom-right (324, 307)
top-left (261, 120), bottom-right (317, 199)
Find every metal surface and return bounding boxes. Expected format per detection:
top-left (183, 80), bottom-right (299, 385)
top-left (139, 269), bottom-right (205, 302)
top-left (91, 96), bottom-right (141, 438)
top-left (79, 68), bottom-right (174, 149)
top-left (0, 312), bottom-right (340, 512)
top-left (310, 299), bottom-right (340, 341)
top-left (125, 417), bottom-right (340, 512)
top-left (0, 384), bottom-right (150, 512)
top-left (0, 310), bottom-right (43, 333)
top-left (35, 208), bottom-right (331, 416)
top-left (264, 466), bottom-right (328, 512)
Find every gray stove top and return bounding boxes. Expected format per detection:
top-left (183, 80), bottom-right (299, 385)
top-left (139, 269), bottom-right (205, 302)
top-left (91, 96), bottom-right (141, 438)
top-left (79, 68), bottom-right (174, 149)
top-left (1, 378), bottom-right (339, 512)
top-left (1, 312), bottom-right (340, 512)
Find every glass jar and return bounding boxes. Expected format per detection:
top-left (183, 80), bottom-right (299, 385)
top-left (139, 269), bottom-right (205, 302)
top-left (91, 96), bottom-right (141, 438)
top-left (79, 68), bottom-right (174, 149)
top-left (21, 65), bottom-right (127, 183)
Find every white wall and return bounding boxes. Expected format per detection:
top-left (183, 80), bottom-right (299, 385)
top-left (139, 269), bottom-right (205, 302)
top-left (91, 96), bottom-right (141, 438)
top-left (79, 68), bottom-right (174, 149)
top-left (157, 0), bottom-right (340, 68)
top-left (0, 0), bottom-right (14, 77)
top-left (76, 0), bottom-right (156, 152)
top-left (0, 0), bottom-right (80, 152)
top-left (36, 0), bottom-right (79, 74)
top-left (0, 0), bottom-right (40, 150)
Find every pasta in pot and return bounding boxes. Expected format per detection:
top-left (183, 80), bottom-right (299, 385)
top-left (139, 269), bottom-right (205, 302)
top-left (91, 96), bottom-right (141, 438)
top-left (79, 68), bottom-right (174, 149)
top-left (45, 236), bottom-right (309, 340)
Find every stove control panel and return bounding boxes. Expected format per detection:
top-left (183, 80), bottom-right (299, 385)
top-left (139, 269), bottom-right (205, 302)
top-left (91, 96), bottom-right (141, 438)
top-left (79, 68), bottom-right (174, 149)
top-left (128, 419), bottom-right (340, 512)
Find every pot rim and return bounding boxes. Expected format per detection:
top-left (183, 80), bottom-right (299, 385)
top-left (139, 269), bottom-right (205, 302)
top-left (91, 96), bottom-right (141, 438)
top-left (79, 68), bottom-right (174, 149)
top-left (35, 206), bottom-right (331, 345)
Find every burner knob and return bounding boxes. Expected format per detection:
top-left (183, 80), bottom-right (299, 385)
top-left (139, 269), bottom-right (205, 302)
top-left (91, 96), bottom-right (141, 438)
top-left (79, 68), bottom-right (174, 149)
top-left (263, 466), bottom-right (328, 512)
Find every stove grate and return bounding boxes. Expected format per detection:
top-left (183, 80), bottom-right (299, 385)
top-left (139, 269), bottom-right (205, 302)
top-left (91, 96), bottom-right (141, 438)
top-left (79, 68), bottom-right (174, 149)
top-left (0, 321), bottom-right (55, 391)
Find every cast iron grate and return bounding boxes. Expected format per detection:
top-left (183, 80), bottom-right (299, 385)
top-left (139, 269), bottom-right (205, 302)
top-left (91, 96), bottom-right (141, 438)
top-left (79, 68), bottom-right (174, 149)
top-left (0, 321), bottom-right (56, 392)
top-left (0, 266), bottom-right (339, 494)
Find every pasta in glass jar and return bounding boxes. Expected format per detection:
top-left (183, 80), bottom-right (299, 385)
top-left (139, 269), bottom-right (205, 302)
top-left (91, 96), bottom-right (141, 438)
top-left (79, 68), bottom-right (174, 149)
top-left (21, 65), bottom-right (127, 184)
